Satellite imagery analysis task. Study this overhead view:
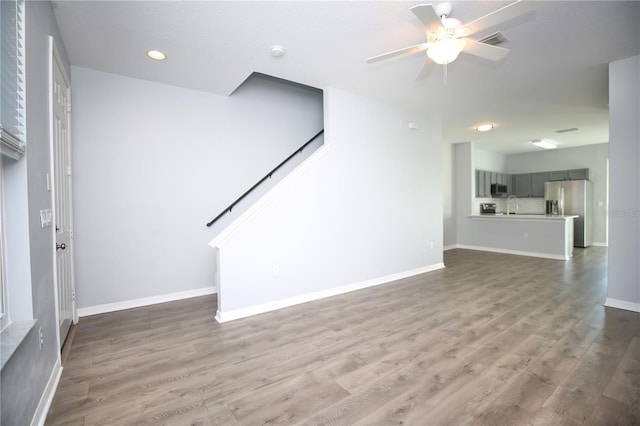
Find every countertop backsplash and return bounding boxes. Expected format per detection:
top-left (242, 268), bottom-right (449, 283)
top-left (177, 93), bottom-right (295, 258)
top-left (476, 197), bottom-right (546, 215)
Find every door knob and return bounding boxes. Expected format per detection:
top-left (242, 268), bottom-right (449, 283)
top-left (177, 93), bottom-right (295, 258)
top-left (56, 243), bottom-right (66, 250)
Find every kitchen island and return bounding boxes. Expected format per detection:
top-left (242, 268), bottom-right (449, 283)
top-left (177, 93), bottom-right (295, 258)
top-left (462, 214), bottom-right (578, 260)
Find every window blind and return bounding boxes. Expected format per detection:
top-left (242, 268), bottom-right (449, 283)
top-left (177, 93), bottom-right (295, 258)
top-left (1, 0), bottom-right (26, 160)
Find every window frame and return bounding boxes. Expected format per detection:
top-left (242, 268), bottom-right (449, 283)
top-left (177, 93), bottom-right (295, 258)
top-left (1, 0), bottom-right (27, 160)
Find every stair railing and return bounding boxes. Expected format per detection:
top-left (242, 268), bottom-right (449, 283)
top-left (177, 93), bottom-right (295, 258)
top-left (206, 129), bottom-right (324, 227)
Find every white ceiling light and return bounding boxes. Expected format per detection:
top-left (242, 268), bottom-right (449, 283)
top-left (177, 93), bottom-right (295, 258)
top-left (146, 50), bottom-right (166, 61)
top-left (475, 123), bottom-right (494, 132)
top-left (426, 36), bottom-right (466, 65)
top-left (531, 139), bottom-right (557, 150)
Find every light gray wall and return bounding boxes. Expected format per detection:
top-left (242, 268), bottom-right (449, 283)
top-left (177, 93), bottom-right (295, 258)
top-left (453, 142), bottom-right (475, 246)
top-left (71, 68), bottom-right (323, 309)
top-left (215, 88), bottom-right (443, 315)
top-left (475, 149), bottom-right (507, 172)
top-left (1, 1), bottom-right (70, 424)
top-left (442, 141), bottom-right (456, 248)
top-left (607, 54), bottom-right (640, 308)
top-left (505, 143), bottom-right (609, 245)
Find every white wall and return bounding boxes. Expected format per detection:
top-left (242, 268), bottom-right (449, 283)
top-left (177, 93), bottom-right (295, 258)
top-left (506, 143), bottom-right (609, 245)
top-left (607, 55), bottom-right (640, 311)
top-left (71, 68), bottom-right (323, 310)
top-left (475, 149), bottom-right (507, 172)
top-left (213, 88), bottom-right (443, 319)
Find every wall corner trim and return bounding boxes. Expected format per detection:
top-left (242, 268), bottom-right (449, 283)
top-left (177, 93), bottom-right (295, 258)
top-left (31, 359), bottom-right (62, 426)
top-left (604, 298), bottom-right (640, 313)
top-left (215, 262), bottom-right (446, 323)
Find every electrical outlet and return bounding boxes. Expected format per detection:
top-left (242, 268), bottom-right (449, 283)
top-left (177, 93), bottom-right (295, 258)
top-left (273, 265), bottom-right (280, 277)
top-left (39, 327), bottom-right (44, 350)
top-left (430, 241), bottom-right (434, 249)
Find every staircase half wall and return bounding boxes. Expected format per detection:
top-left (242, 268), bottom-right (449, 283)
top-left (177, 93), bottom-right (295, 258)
top-left (210, 87), bottom-right (445, 322)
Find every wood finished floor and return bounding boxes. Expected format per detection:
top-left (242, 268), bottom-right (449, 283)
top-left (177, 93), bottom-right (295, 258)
top-left (46, 248), bottom-right (639, 425)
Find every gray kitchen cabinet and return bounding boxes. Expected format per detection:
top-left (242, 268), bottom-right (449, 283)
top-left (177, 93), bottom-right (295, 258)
top-left (498, 173), bottom-right (509, 186)
top-left (548, 168), bottom-right (590, 181)
top-left (512, 174), bottom-right (532, 197)
top-left (512, 172), bottom-right (548, 198)
top-left (531, 172), bottom-right (549, 197)
top-left (476, 170), bottom-right (486, 197)
top-left (485, 172), bottom-right (493, 196)
top-left (568, 168), bottom-right (590, 180)
top-left (548, 170), bottom-right (568, 181)
top-left (476, 169), bottom-right (512, 197)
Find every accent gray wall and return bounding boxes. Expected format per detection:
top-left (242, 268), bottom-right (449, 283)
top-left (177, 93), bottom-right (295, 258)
top-left (607, 55), bottom-right (640, 308)
top-left (1, 1), bottom-right (70, 424)
top-left (71, 68), bottom-right (323, 309)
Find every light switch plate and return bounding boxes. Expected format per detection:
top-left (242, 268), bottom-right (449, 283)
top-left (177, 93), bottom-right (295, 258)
top-left (40, 209), bottom-right (52, 228)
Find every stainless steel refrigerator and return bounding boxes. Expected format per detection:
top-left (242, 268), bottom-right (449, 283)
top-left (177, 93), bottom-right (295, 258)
top-left (545, 180), bottom-right (592, 247)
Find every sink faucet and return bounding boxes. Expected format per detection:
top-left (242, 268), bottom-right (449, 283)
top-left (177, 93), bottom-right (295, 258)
top-left (506, 195), bottom-right (519, 215)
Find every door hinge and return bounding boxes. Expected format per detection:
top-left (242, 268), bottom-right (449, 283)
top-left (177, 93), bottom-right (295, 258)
top-left (69, 227), bottom-right (74, 238)
top-left (71, 289), bottom-right (76, 302)
top-left (66, 165), bottom-right (72, 176)
top-left (65, 101), bottom-right (71, 114)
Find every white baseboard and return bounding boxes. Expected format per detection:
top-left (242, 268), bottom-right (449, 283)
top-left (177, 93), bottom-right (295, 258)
top-left (604, 298), bottom-right (640, 313)
top-left (592, 242), bottom-right (608, 247)
top-left (443, 245), bottom-right (457, 251)
top-left (215, 263), bottom-right (445, 323)
top-left (77, 286), bottom-right (216, 317)
top-left (31, 360), bottom-right (62, 426)
top-left (455, 244), bottom-right (569, 260)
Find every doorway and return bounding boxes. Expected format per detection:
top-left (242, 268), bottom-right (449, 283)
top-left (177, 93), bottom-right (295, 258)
top-left (50, 37), bottom-right (76, 348)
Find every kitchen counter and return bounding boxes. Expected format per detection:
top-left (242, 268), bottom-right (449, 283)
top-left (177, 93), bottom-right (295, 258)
top-left (471, 214), bottom-right (579, 221)
top-left (460, 214), bottom-right (577, 260)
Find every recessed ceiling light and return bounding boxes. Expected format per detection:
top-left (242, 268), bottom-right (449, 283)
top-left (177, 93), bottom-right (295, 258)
top-left (475, 123), bottom-right (494, 132)
top-left (531, 139), bottom-right (557, 150)
top-left (146, 50), bottom-right (166, 61)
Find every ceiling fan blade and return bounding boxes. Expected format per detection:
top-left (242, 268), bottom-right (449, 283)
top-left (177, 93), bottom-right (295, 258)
top-left (411, 4), bottom-right (443, 33)
top-left (366, 43), bottom-right (428, 64)
top-left (462, 0), bottom-right (536, 38)
top-left (462, 39), bottom-right (510, 61)
top-left (416, 59), bottom-right (435, 80)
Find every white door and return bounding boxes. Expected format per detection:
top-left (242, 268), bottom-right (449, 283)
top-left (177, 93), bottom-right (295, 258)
top-left (51, 40), bottom-right (76, 347)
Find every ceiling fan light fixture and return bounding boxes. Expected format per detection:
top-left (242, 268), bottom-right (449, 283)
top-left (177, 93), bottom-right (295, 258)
top-left (531, 139), bottom-right (557, 150)
top-left (476, 123), bottom-right (494, 132)
top-left (427, 38), bottom-right (465, 65)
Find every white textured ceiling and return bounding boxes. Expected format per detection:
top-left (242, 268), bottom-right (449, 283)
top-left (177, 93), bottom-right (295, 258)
top-left (51, 1), bottom-right (639, 154)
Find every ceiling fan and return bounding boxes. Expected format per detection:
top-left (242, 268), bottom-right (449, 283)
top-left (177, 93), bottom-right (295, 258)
top-left (367, 0), bottom-right (535, 80)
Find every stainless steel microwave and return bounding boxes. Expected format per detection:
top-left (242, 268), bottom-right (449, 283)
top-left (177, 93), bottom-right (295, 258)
top-left (490, 183), bottom-right (508, 196)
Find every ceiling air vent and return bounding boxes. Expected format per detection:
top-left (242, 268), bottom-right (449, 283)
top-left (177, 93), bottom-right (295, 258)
top-left (477, 31), bottom-right (509, 46)
top-left (555, 127), bottom-right (579, 133)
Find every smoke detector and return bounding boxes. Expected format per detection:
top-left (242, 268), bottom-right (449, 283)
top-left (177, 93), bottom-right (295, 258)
top-left (271, 45), bottom-right (285, 57)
